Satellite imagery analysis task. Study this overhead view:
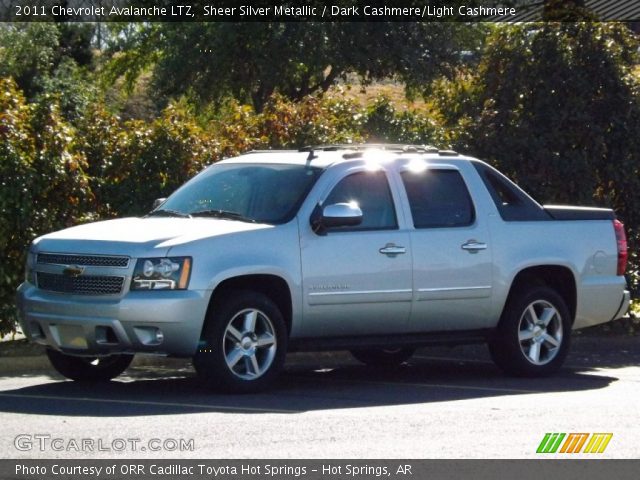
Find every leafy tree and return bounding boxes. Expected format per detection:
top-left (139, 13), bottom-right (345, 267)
top-left (57, 23), bottom-right (95, 67)
top-left (542, 0), bottom-right (593, 21)
top-left (0, 23), bottom-right (97, 120)
top-left (0, 24), bottom-right (60, 99)
top-left (107, 22), bottom-right (485, 112)
top-left (437, 22), bottom-right (640, 294)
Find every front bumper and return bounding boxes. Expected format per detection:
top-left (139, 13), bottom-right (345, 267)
top-left (16, 283), bottom-right (209, 357)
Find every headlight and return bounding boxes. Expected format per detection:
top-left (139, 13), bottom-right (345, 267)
top-left (131, 257), bottom-right (191, 290)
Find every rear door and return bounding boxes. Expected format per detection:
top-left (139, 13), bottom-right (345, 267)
top-left (398, 165), bottom-right (494, 331)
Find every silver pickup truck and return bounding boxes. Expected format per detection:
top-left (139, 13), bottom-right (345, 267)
top-left (16, 145), bottom-right (630, 392)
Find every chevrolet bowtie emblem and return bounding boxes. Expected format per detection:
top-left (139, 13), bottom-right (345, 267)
top-left (62, 265), bottom-right (84, 277)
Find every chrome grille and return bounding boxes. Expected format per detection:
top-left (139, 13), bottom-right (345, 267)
top-left (37, 253), bottom-right (129, 268)
top-left (37, 273), bottom-right (124, 295)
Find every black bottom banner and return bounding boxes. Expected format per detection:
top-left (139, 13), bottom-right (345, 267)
top-left (2, 459), bottom-right (639, 480)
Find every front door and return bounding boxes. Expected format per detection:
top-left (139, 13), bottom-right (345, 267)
top-left (300, 169), bottom-right (412, 337)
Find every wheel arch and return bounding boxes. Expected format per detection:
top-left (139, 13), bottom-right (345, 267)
top-left (503, 265), bottom-right (577, 324)
top-left (203, 273), bottom-right (293, 336)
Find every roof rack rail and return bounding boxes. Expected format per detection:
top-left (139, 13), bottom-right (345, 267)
top-left (299, 143), bottom-right (441, 153)
top-left (437, 150), bottom-right (459, 156)
top-left (245, 149), bottom-right (294, 154)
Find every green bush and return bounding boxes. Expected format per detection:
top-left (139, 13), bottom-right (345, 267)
top-left (363, 96), bottom-right (448, 146)
top-left (0, 78), bottom-right (94, 334)
top-left (82, 105), bottom-right (218, 217)
top-left (208, 92), bottom-right (447, 152)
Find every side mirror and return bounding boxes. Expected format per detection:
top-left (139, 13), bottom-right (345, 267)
top-left (321, 202), bottom-right (363, 228)
top-left (152, 198), bottom-right (167, 210)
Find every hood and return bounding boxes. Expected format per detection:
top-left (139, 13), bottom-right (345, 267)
top-left (32, 217), bottom-right (274, 257)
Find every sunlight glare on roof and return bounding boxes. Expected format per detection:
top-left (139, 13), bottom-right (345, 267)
top-left (407, 158), bottom-right (428, 173)
top-left (361, 150), bottom-right (388, 171)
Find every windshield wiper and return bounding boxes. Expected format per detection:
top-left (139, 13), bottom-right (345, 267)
top-left (189, 209), bottom-right (257, 223)
top-left (147, 209), bottom-right (191, 218)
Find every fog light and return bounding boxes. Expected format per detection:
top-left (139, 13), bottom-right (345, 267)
top-left (134, 327), bottom-right (164, 346)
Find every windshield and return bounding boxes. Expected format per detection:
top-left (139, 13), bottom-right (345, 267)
top-left (154, 163), bottom-right (323, 224)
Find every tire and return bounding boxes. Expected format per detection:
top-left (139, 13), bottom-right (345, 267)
top-left (350, 347), bottom-right (414, 368)
top-left (193, 290), bottom-right (288, 393)
top-left (46, 349), bottom-right (133, 381)
top-left (489, 285), bottom-right (571, 377)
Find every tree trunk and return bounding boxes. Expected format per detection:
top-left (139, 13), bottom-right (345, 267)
top-left (251, 84), bottom-right (274, 114)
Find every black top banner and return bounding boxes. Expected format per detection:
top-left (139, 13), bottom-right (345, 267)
top-left (1, 0), bottom-right (640, 22)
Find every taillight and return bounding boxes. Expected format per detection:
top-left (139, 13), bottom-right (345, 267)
top-left (613, 219), bottom-right (628, 276)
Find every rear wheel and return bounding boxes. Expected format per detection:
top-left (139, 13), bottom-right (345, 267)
top-left (489, 285), bottom-right (571, 377)
top-left (350, 347), bottom-right (414, 367)
top-left (46, 349), bottom-right (133, 381)
top-left (193, 290), bottom-right (288, 393)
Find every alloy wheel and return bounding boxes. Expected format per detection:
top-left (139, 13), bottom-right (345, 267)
top-left (222, 308), bottom-right (277, 380)
top-left (518, 300), bottom-right (563, 365)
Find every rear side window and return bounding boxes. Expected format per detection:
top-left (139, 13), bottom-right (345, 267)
top-left (400, 169), bottom-right (474, 228)
top-left (325, 171), bottom-right (397, 231)
top-left (484, 170), bottom-right (522, 207)
top-left (472, 162), bottom-right (549, 221)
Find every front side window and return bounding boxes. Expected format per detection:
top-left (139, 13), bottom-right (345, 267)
top-left (324, 171), bottom-right (397, 231)
top-left (156, 163), bottom-right (323, 224)
top-left (401, 169), bottom-right (474, 228)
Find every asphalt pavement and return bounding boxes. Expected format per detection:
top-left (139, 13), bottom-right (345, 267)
top-left (1, 332), bottom-right (639, 459)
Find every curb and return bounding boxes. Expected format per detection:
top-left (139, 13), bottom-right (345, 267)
top-left (0, 354), bottom-right (198, 377)
top-left (0, 355), bottom-right (51, 376)
top-left (0, 351), bottom-right (356, 377)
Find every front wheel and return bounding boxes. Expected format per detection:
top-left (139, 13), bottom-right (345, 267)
top-left (46, 349), bottom-right (133, 381)
top-left (350, 347), bottom-right (414, 368)
top-left (489, 285), bottom-right (571, 377)
top-left (193, 290), bottom-right (288, 393)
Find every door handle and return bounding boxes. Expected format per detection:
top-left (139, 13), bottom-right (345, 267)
top-left (461, 240), bottom-right (487, 253)
top-left (379, 244), bottom-right (406, 256)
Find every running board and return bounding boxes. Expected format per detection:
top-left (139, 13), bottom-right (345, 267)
top-left (288, 329), bottom-right (492, 352)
